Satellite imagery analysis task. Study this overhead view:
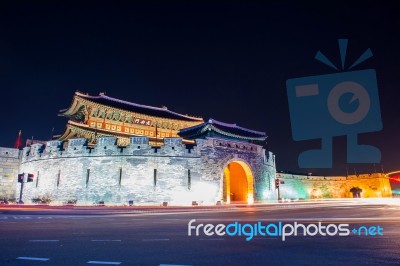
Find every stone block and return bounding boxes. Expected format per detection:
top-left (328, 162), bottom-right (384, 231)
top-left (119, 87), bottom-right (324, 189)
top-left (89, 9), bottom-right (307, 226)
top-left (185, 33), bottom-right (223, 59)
top-left (164, 138), bottom-right (182, 146)
top-left (45, 140), bottom-right (63, 152)
top-left (68, 138), bottom-right (88, 148)
top-left (130, 137), bottom-right (149, 145)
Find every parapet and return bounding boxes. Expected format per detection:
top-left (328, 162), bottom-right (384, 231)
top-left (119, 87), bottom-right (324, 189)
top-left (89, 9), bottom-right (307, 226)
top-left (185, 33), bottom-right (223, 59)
top-left (97, 136), bottom-right (117, 146)
top-left (30, 143), bottom-right (44, 157)
top-left (265, 151), bottom-right (275, 167)
top-left (45, 140), bottom-right (63, 153)
top-left (130, 136), bottom-right (149, 145)
top-left (94, 136), bottom-right (119, 154)
top-left (21, 136), bottom-right (199, 162)
top-left (158, 138), bottom-right (188, 156)
top-left (277, 172), bottom-right (387, 181)
top-left (0, 147), bottom-right (21, 159)
top-left (67, 138), bottom-right (88, 149)
top-left (164, 138), bottom-right (182, 146)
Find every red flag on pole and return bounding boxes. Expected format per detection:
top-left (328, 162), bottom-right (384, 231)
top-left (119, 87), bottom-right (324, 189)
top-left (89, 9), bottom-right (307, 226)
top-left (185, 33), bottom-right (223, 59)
top-left (14, 130), bottom-right (22, 149)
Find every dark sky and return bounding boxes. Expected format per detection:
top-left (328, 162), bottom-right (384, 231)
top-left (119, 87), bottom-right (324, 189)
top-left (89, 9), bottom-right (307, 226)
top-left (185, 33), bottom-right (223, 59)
top-left (1, 1), bottom-right (399, 175)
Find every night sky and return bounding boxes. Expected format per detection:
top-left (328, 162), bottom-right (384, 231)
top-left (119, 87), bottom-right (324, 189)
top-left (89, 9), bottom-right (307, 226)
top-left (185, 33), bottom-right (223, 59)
top-left (1, 2), bottom-right (399, 175)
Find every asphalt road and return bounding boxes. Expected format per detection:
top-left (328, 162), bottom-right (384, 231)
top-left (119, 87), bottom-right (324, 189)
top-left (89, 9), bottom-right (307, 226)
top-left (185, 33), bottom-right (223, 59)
top-left (1, 200), bottom-right (399, 265)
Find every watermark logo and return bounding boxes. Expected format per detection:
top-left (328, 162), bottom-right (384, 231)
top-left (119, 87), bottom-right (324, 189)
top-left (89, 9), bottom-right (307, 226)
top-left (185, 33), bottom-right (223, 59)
top-left (188, 219), bottom-right (384, 241)
top-left (286, 39), bottom-right (382, 168)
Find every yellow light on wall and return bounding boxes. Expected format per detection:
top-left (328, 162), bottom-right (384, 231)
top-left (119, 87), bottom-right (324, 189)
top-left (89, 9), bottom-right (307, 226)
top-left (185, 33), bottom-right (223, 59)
top-left (247, 193), bottom-right (254, 204)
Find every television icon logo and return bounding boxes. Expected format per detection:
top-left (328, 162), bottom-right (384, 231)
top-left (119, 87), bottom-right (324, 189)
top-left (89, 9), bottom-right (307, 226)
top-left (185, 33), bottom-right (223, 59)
top-left (286, 39), bottom-right (382, 168)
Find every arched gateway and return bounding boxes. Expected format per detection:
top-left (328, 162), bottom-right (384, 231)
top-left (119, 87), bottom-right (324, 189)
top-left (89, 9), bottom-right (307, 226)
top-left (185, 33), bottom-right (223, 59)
top-left (222, 160), bottom-right (254, 204)
top-left (179, 118), bottom-right (266, 205)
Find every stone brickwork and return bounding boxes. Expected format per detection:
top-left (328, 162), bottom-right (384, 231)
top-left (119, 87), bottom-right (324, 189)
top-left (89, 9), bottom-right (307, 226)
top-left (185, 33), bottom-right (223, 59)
top-left (277, 172), bottom-right (392, 200)
top-left (18, 137), bottom-right (276, 205)
top-left (0, 147), bottom-right (21, 200)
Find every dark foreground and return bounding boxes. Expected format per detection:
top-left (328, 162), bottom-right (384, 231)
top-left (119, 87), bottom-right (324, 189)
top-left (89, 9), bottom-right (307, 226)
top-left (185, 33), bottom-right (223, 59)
top-left (0, 199), bottom-right (399, 265)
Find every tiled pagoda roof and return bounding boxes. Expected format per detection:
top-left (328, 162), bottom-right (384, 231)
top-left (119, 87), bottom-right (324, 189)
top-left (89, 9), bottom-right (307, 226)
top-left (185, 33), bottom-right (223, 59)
top-left (61, 92), bottom-right (203, 122)
top-left (178, 118), bottom-right (267, 141)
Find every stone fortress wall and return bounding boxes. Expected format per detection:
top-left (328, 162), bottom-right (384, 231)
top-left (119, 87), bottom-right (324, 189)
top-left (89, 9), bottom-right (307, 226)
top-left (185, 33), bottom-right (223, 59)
top-left (277, 172), bottom-right (392, 200)
top-left (0, 147), bottom-right (20, 200)
top-left (17, 136), bottom-right (276, 205)
top-left (1, 137), bottom-right (394, 204)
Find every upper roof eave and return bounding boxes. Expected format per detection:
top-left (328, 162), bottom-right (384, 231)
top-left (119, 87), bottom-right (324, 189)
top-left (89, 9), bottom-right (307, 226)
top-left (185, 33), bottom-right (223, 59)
top-left (72, 92), bottom-right (203, 122)
top-left (179, 118), bottom-right (267, 141)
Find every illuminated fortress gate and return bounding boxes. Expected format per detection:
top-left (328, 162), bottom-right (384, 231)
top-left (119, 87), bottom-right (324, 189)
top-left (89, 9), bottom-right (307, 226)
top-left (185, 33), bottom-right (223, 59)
top-left (17, 93), bottom-right (276, 205)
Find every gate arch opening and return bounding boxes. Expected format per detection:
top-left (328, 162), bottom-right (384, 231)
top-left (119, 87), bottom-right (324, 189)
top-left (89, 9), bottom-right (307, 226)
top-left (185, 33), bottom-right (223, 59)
top-left (222, 161), bottom-right (254, 204)
top-left (350, 187), bottom-right (362, 198)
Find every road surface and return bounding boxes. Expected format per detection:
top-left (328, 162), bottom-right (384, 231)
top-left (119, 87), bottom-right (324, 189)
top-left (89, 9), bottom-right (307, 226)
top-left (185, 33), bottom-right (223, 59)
top-left (0, 199), bottom-right (399, 265)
